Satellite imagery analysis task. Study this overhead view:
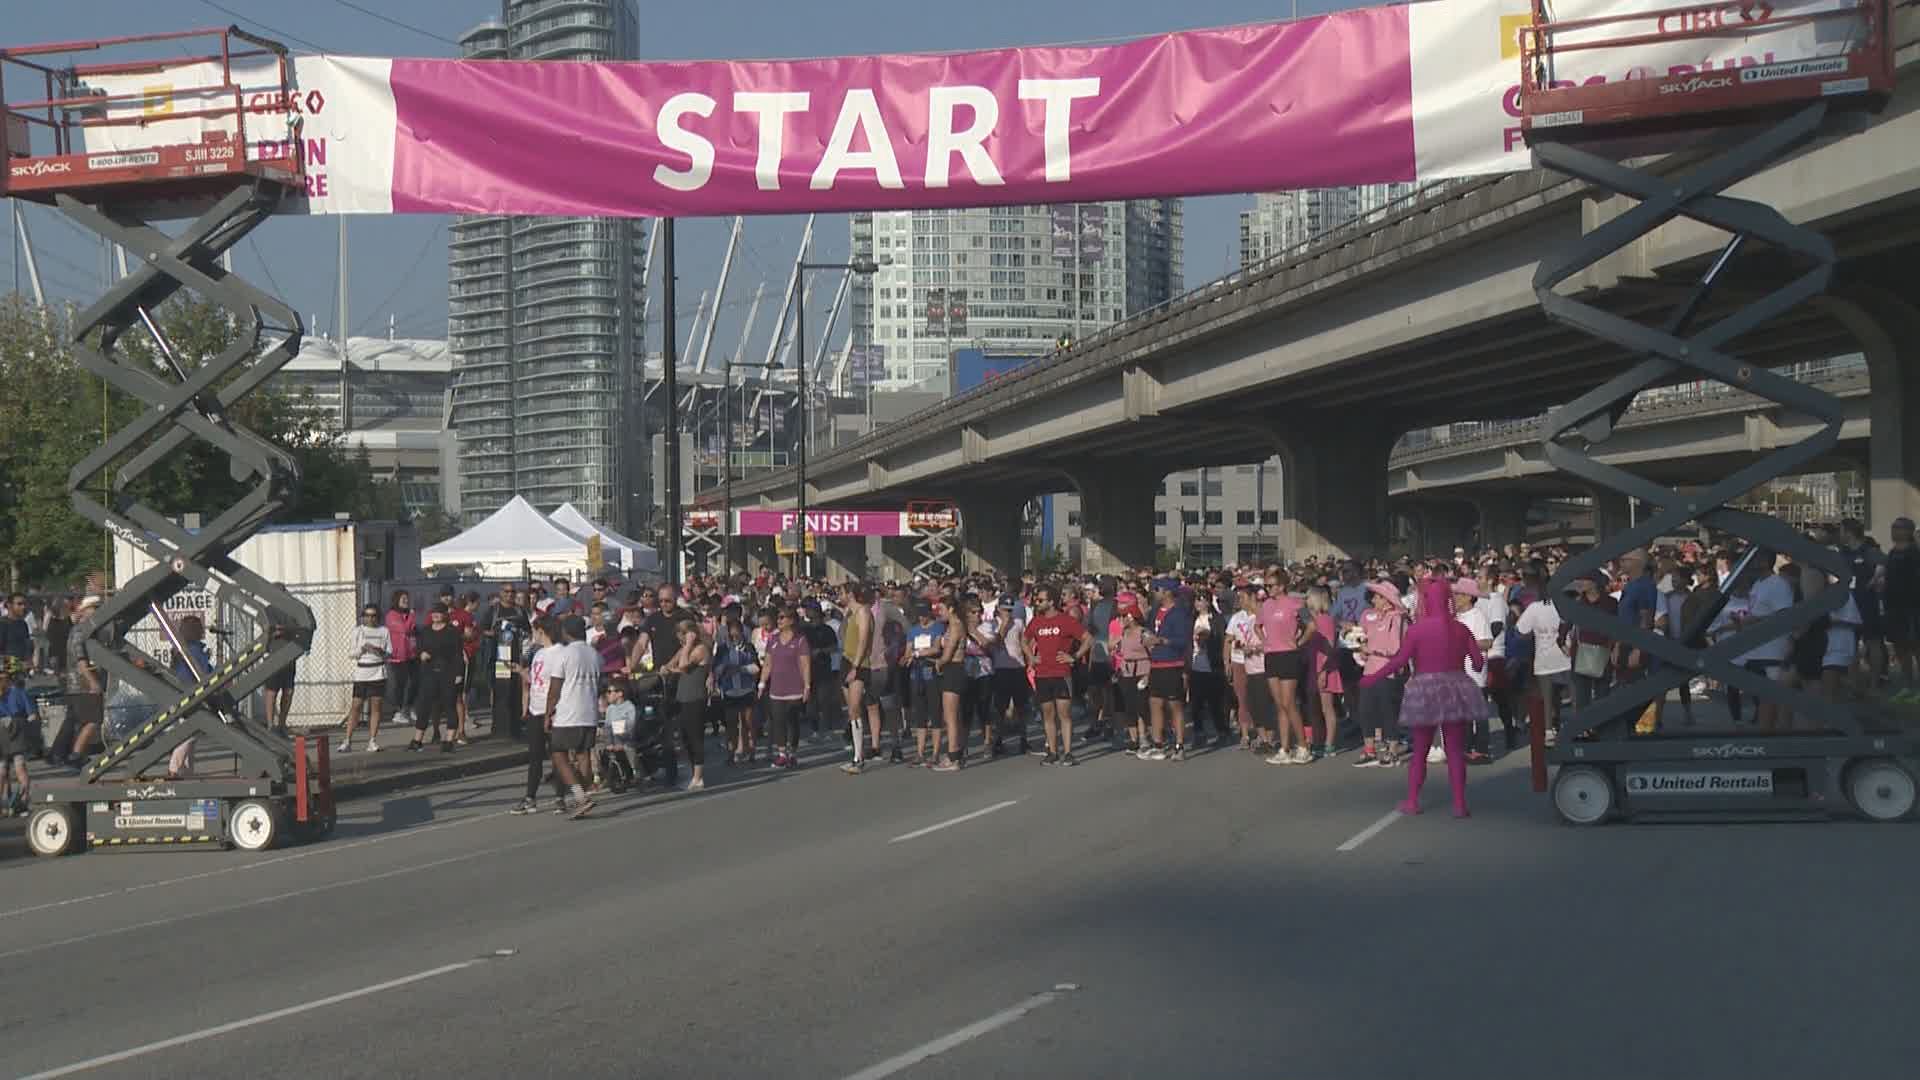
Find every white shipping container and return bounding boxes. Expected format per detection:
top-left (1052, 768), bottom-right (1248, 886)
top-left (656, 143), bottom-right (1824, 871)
top-left (110, 520), bottom-right (421, 729)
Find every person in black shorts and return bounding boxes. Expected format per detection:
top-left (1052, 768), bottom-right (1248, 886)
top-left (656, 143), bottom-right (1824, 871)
top-left (262, 614), bottom-right (298, 735)
top-left (934, 599), bottom-right (977, 771)
top-left (1023, 586), bottom-right (1090, 766)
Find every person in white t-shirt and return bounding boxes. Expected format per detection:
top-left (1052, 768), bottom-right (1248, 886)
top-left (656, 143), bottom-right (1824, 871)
top-left (1451, 579), bottom-right (1495, 764)
top-left (982, 598), bottom-right (1031, 756)
top-left (339, 603), bottom-right (391, 754)
top-left (1822, 589), bottom-right (1864, 704)
top-left (1515, 574), bottom-right (1572, 741)
top-left (1225, 590), bottom-right (1261, 749)
top-left (541, 615), bottom-right (599, 818)
top-left (511, 618), bottom-right (560, 815)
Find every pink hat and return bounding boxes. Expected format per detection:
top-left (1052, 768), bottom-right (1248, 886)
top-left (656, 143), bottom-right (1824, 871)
top-left (1365, 580), bottom-right (1401, 604)
top-left (1451, 577), bottom-right (1482, 598)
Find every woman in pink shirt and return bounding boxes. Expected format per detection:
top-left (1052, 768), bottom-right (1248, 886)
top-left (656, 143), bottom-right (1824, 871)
top-left (1360, 578), bottom-right (1486, 817)
top-left (1257, 570), bottom-right (1309, 765)
top-left (1352, 581), bottom-right (1407, 767)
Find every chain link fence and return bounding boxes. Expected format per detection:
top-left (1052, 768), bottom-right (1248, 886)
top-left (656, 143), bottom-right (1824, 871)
top-left (113, 581), bottom-right (363, 733)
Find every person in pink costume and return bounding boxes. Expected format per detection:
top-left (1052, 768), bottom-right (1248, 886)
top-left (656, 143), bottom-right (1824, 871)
top-left (1360, 578), bottom-right (1486, 817)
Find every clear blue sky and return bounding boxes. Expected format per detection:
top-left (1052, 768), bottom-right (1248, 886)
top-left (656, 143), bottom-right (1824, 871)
top-left (6, 0), bottom-right (1344, 355)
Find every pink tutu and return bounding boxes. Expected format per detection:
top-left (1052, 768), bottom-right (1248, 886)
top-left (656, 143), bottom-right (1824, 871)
top-left (1398, 671), bottom-right (1485, 728)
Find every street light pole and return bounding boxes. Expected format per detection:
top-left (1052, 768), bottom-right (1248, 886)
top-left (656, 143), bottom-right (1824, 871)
top-left (794, 287), bottom-right (809, 578)
top-left (722, 357), bottom-right (733, 576)
top-left (791, 256), bottom-right (887, 580)
top-left (662, 218), bottom-right (681, 585)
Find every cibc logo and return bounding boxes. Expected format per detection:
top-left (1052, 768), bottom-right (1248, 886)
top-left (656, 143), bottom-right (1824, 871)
top-left (1660, 76), bottom-right (1735, 95)
top-left (8, 159), bottom-right (72, 178)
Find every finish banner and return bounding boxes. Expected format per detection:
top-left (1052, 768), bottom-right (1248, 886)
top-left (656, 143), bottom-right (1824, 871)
top-left (77, 0), bottom-right (1867, 217)
top-left (735, 510), bottom-right (912, 537)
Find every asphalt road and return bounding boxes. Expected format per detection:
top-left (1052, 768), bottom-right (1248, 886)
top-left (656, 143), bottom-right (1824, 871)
top-left (0, 728), bottom-right (1914, 1080)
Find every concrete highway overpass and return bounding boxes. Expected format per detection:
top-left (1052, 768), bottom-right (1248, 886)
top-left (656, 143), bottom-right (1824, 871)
top-left (725, 34), bottom-right (1920, 577)
top-left (1386, 361), bottom-right (1872, 551)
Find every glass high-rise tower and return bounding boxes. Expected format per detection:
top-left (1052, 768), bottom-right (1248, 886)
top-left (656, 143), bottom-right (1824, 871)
top-left (447, 1), bottom-right (648, 529)
top-left (849, 200), bottom-right (1184, 390)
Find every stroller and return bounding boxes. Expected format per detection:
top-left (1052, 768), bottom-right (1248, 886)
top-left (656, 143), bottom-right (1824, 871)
top-left (595, 674), bottom-right (671, 793)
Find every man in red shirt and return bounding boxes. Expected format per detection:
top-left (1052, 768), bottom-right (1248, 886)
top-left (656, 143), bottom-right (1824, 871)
top-left (1024, 585), bottom-right (1091, 766)
top-left (448, 592), bottom-right (481, 744)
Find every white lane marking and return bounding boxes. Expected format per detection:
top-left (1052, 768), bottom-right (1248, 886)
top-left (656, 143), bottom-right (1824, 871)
top-left (0, 743), bottom-right (849, 922)
top-left (1336, 810), bottom-right (1405, 852)
top-left (889, 799), bottom-right (1020, 844)
top-left (841, 984), bottom-right (1076, 1080)
top-left (0, 786), bottom-right (748, 963)
top-left (17, 960), bottom-right (485, 1079)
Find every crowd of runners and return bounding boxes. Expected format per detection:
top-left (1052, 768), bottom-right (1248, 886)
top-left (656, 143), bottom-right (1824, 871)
top-left (312, 514), bottom-right (1918, 820)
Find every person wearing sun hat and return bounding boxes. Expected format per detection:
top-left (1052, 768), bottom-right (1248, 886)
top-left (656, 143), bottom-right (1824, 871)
top-left (1350, 579), bottom-right (1407, 768)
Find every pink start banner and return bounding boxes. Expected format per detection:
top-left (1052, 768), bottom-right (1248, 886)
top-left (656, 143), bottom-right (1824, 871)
top-left (735, 510), bottom-right (909, 538)
top-left (78, 1), bottom-right (1870, 217)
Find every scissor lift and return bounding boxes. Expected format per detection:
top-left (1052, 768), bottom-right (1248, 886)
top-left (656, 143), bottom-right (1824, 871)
top-left (1518, 0), bottom-right (1916, 823)
top-left (2, 27), bottom-right (332, 853)
top-left (906, 500), bottom-right (961, 578)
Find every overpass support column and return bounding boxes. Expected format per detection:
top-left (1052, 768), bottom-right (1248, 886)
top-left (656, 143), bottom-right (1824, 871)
top-left (878, 536), bottom-right (920, 583)
top-left (957, 494), bottom-right (1024, 578)
top-left (1417, 500), bottom-right (1478, 556)
top-left (1824, 287), bottom-right (1920, 540)
top-left (821, 536), bottom-right (865, 584)
top-left (1473, 493), bottom-right (1533, 549)
top-left (1276, 423), bottom-right (1396, 560)
top-left (1072, 471), bottom-right (1159, 575)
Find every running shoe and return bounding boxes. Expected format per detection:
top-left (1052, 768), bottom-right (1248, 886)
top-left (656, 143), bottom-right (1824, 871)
top-left (366, 740), bottom-right (381, 753)
top-left (570, 795), bottom-right (596, 819)
top-left (1264, 750), bottom-right (1293, 766)
top-left (1143, 745), bottom-right (1167, 761)
top-left (1352, 750), bottom-right (1382, 768)
top-left (1170, 745), bottom-right (1187, 762)
top-left (932, 758), bottom-right (960, 773)
top-left (684, 777), bottom-right (706, 792)
top-left (1466, 750), bottom-right (1494, 766)
top-left (1041, 751), bottom-right (1058, 766)
top-left (1061, 753), bottom-right (1079, 767)
top-left (510, 798), bottom-right (539, 815)
top-left (840, 760), bottom-right (865, 775)
top-left (1290, 745), bottom-right (1313, 765)
top-left (1426, 745), bottom-right (1446, 765)
top-left (553, 799), bottom-right (571, 815)
top-left (335, 740), bottom-right (352, 754)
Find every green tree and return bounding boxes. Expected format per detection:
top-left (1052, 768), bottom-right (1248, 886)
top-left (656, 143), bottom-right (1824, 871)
top-left (0, 295), bottom-right (404, 588)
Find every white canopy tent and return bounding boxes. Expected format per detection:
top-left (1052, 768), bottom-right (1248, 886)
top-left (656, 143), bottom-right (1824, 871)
top-left (420, 496), bottom-right (623, 578)
top-left (551, 503), bottom-right (659, 573)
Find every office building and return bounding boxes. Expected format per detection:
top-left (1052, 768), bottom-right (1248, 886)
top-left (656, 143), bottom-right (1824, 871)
top-left (446, 1), bottom-right (649, 530)
top-left (1238, 183), bottom-right (1416, 268)
top-left (849, 200), bottom-right (1184, 390)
